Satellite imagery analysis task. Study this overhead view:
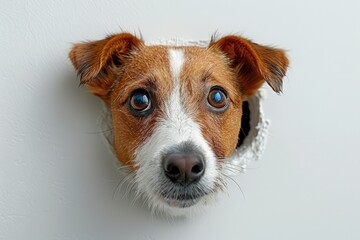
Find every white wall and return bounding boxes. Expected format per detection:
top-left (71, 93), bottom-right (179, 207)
top-left (1, 0), bottom-right (360, 239)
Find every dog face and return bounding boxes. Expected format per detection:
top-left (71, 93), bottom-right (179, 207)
top-left (69, 33), bottom-right (288, 215)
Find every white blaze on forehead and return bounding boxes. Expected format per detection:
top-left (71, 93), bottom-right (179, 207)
top-left (133, 48), bottom-right (218, 215)
top-left (165, 48), bottom-right (202, 143)
top-left (169, 48), bottom-right (184, 80)
top-left (165, 48), bottom-right (192, 141)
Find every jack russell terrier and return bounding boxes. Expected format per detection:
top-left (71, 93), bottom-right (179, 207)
top-left (69, 33), bottom-right (289, 216)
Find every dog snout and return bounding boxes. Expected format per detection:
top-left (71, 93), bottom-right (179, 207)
top-left (163, 152), bottom-right (205, 185)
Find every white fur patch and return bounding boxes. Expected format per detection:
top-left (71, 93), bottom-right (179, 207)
top-left (133, 49), bottom-right (219, 216)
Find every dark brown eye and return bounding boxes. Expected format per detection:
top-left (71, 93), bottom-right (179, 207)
top-left (207, 88), bottom-right (228, 110)
top-left (129, 89), bottom-right (151, 112)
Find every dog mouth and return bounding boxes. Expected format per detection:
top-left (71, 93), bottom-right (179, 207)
top-left (161, 192), bottom-right (207, 208)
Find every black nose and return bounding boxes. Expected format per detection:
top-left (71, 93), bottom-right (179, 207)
top-left (163, 152), bottom-right (205, 185)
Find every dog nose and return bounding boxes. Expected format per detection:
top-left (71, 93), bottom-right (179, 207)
top-left (163, 153), bottom-right (205, 185)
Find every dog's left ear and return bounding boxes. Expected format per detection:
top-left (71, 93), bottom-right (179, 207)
top-left (209, 35), bottom-right (289, 98)
top-left (69, 33), bottom-right (144, 102)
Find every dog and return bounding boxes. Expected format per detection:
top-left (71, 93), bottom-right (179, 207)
top-left (69, 33), bottom-right (289, 216)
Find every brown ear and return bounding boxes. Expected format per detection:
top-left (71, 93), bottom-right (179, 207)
top-left (209, 35), bottom-right (289, 97)
top-left (69, 33), bottom-right (143, 101)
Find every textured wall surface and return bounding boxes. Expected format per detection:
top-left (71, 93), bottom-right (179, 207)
top-left (1, 0), bottom-right (360, 239)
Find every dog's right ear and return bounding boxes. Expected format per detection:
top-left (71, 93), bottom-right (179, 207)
top-left (209, 35), bottom-right (289, 98)
top-left (69, 33), bottom-right (143, 102)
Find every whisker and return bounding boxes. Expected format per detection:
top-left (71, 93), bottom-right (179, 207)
top-left (222, 165), bottom-right (243, 172)
top-left (115, 164), bottom-right (133, 171)
top-left (225, 163), bottom-right (260, 171)
top-left (112, 172), bottom-right (135, 200)
top-left (220, 172), bottom-right (246, 200)
top-left (83, 128), bottom-right (113, 134)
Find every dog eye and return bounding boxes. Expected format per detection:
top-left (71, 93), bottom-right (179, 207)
top-left (129, 89), bottom-right (151, 112)
top-left (207, 88), bottom-right (228, 110)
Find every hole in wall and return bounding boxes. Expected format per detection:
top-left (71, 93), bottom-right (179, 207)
top-left (236, 101), bottom-right (251, 148)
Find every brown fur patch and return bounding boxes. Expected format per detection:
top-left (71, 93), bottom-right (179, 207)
top-left (109, 46), bottom-right (174, 168)
top-left (209, 35), bottom-right (289, 98)
top-left (69, 33), bottom-right (144, 103)
top-left (180, 47), bottom-right (243, 159)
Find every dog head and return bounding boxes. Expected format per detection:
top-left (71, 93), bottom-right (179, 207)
top-left (69, 33), bottom-right (288, 216)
